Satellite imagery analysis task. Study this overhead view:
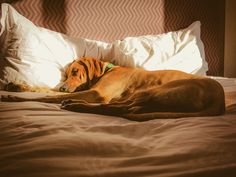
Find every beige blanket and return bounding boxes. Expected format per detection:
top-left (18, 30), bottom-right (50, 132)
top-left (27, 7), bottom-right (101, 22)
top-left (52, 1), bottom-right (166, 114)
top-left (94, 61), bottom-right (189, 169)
top-left (0, 77), bottom-right (236, 177)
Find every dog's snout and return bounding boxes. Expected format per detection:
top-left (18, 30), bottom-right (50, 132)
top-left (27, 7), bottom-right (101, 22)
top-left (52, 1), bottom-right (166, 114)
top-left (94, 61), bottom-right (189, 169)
top-left (59, 85), bottom-right (68, 92)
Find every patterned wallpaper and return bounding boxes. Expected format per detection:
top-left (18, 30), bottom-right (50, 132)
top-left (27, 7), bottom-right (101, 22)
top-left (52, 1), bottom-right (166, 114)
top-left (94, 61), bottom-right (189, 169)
top-left (1, 0), bottom-right (225, 76)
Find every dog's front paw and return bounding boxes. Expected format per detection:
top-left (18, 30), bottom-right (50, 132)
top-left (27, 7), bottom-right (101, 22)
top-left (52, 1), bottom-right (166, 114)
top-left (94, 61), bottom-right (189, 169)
top-left (61, 102), bottom-right (78, 111)
top-left (128, 106), bottom-right (142, 113)
top-left (1, 95), bottom-right (18, 102)
top-left (61, 99), bottom-right (95, 112)
top-left (61, 99), bottom-right (80, 111)
top-left (61, 99), bottom-right (73, 106)
top-left (61, 99), bottom-right (85, 107)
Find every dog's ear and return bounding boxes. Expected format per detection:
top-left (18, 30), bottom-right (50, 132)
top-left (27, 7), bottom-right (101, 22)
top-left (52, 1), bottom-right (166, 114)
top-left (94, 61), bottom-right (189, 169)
top-left (79, 57), bottom-right (106, 81)
top-left (93, 58), bottom-right (108, 79)
top-left (78, 57), bottom-right (94, 81)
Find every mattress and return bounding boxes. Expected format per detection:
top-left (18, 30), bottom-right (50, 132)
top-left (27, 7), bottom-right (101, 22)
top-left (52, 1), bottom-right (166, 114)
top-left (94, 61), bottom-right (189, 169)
top-left (0, 77), bottom-right (236, 177)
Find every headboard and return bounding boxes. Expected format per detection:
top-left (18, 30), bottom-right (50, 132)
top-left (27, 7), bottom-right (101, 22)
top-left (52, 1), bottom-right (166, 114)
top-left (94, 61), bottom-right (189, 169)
top-left (1, 0), bottom-right (225, 76)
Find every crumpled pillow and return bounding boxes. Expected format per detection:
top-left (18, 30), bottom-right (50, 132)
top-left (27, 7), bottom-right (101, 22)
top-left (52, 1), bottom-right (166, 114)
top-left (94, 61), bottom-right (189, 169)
top-left (0, 3), bottom-right (208, 90)
top-left (112, 21), bottom-right (208, 75)
top-left (0, 3), bottom-right (112, 89)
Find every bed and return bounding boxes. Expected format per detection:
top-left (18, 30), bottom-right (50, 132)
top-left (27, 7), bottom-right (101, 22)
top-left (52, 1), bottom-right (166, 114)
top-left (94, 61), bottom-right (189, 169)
top-left (1, 0), bottom-right (236, 177)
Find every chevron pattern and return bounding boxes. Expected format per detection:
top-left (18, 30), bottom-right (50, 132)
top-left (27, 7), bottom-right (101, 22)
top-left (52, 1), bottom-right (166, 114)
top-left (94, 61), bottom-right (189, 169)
top-left (163, 0), bottom-right (225, 76)
top-left (11, 0), bottom-right (67, 33)
top-left (5, 0), bottom-right (224, 76)
top-left (42, 0), bottom-right (67, 33)
top-left (65, 0), bottom-right (165, 41)
top-left (10, 0), bottom-right (45, 27)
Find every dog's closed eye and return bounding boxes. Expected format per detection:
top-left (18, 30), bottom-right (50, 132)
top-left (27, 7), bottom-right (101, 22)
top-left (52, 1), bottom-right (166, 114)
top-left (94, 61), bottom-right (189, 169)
top-left (71, 68), bottom-right (78, 76)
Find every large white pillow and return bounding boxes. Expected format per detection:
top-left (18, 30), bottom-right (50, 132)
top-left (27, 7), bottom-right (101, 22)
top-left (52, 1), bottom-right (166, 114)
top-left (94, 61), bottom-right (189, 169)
top-left (0, 3), bottom-right (112, 89)
top-left (0, 3), bottom-right (208, 90)
top-left (112, 21), bottom-right (208, 75)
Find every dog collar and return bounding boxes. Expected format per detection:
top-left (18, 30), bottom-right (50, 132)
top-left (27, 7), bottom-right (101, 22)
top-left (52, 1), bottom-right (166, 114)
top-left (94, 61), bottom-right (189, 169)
top-left (105, 63), bottom-right (115, 73)
top-left (106, 63), bottom-right (114, 69)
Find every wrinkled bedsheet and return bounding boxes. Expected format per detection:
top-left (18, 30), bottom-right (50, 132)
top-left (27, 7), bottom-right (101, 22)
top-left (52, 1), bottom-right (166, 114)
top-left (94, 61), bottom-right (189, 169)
top-left (0, 78), bottom-right (236, 177)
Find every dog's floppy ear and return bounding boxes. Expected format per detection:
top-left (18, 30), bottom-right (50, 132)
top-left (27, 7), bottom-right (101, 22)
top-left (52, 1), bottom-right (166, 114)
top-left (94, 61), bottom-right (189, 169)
top-left (78, 58), bottom-right (94, 81)
top-left (78, 57), bottom-right (107, 81)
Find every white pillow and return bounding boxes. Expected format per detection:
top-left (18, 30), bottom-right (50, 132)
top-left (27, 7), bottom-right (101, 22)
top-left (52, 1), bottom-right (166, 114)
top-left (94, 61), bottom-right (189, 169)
top-left (0, 3), bottom-right (208, 90)
top-left (0, 3), bottom-right (112, 89)
top-left (112, 21), bottom-right (208, 75)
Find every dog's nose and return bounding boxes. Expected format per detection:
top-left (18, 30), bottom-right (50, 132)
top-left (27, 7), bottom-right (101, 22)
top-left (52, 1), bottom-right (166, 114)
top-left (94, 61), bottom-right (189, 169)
top-left (59, 85), bottom-right (68, 92)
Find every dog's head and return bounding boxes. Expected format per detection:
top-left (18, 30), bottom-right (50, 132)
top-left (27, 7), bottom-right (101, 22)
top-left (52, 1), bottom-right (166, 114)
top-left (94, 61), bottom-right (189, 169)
top-left (59, 57), bottom-right (110, 93)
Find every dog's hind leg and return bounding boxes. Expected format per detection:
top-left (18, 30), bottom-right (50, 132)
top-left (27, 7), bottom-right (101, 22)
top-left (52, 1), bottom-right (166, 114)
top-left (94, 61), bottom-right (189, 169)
top-left (61, 98), bottom-right (133, 116)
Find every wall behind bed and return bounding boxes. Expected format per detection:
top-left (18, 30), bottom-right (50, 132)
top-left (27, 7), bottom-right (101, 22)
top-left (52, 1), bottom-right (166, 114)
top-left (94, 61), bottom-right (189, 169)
top-left (1, 0), bottom-right (225, 76)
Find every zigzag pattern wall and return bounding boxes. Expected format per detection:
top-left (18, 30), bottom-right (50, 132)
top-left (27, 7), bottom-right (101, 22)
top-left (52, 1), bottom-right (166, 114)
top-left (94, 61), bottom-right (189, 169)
top-left (9, 0), bottom-right (224, 76)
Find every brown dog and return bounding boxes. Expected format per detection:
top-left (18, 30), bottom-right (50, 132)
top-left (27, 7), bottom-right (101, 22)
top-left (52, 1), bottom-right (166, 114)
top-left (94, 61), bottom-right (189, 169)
top-left (1, 57), bottom-right (225, 121)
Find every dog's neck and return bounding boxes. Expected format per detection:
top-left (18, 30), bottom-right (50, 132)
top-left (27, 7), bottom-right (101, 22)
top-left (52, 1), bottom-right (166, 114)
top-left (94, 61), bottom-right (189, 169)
top-left (80, 58), bottom-right (115, 89)
top-left (104, 62), bottom-right (115, 73)
top-left (89, 61), bottom-right (115, 86)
